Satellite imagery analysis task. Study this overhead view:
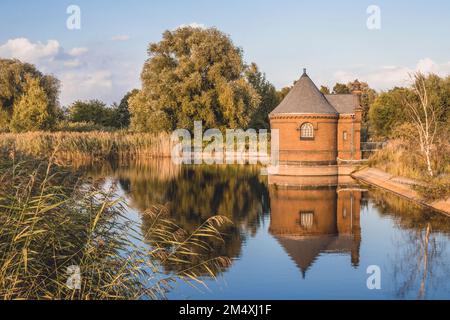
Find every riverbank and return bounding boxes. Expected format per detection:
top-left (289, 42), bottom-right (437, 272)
top-left (352, 167), bottom-right (450, 216)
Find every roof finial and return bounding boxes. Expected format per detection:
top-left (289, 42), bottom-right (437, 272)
top-left (303, 68), bottom-right (307, 75)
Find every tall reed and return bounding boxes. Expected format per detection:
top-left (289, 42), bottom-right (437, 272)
top-left (0, 154), bottom-right (231, 300)
top-left (0, 131), bottom-right (175, 164)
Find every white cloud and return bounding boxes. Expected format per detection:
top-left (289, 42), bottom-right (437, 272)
top-left (111, 34), bottom-right (130, 41)
top-left (60, 70), bottom-right (113, 104)
top-left (0, 38), bottom-right (60, 64)
top-left (332, 58), bottom-right (450, 91)
top-left (63, 59), bottom-right (82, 68)
top-left (0, 38), bottom-right (140, 106)
top-left (68, 47), bottom-right (88, 56)
top-left (175, 22), bottom-right (206, 30)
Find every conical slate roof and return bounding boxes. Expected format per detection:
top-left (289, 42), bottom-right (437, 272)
top-left (270, 70), bottom-right (338, 116)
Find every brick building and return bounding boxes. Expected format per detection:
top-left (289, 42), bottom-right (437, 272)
top-left (269, 69), bottom-right (362, 165)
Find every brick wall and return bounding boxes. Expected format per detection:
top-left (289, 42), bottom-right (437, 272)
top-left (270, 110), bottom-right (362, 164)
top-left (270, 114), bottom-right (338, 164)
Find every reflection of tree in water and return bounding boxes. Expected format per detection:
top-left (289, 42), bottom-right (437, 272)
top-left (367, 188), bottom-right (450, 299)
top-left (391, 224), bottom-right (450, 299)
top-left (84, 161), bottom-right (269, 276)
top-left (365, 187), bottom-right (450, 232)
top-left (142, 205), bottom-right (232, 282)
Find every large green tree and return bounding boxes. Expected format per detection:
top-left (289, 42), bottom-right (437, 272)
top-left (246, 63), bottom-right (279, 129)
top-left (68, 100), bottom-right (111, 126)
top-left (0, 59), bottom-right (60, 131)
top-left (10, 77), bottom-right (54, 132)
top-left (130, 27), bottom-right (260, 132)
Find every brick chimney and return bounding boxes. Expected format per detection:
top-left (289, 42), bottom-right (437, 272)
top-left (351, 79), bottom-right (363, 105)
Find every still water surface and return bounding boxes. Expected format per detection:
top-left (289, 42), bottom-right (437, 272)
top-left (85, 160), bottom-right (450, 300)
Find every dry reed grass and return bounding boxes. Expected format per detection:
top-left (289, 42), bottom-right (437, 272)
top-left (368, 138), bottom-right (450, 200)
top-left (0, 131), bottom-right (175, 164)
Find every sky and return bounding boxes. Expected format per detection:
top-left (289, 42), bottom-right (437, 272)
top-left (0, 0), bottom-right (449, 106)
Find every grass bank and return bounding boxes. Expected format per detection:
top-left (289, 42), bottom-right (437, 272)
top-left (0, 131), bottom-right (174, 163)
top-left (368, 139), bottom-right (450, 201)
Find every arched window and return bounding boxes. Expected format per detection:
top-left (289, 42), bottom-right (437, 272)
top-left (300, 123), bottom-right (314, 140)
top-left (299, 212), bottom-right (314, 229)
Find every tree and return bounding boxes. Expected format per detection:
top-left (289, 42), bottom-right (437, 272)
top-left (112, 89), bottom-right (138, 128)
top-left (330, 80), bottom-right (377, 140)
top-left (67, 92), bottom-right (138, 130)
top-left (332, 83), bottom-right (351, 94)
top-left (129, 89), bottom-right (172, 132)
top-left (130, 27), bottom-right (260, 132)
top-left (10, 77), bottom-right (53, 132)
top-left (404, 73), bottom-right (444, 177)
top-left (277, 86), bottom-right (291, 102)
top-left (368, 87), bottom-right (409, 138)
top-left (68, 100), bottom-right (110, 126)
top-left (320, 86), bottom-right (330, 94)
top-left (0, 59), bottom-right (60, 130)
top-left (246, 63), bottom-right (279, 129)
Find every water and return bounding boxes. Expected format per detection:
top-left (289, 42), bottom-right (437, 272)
top-left (85, 160), bottom-right (450, 300)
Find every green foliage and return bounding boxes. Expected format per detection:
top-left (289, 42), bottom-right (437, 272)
top-left (129, 90), bottom-right (173, 132)
top-left (246, 63), bottom-right (279, 129)
top-left (0, 59), bottom-right (60, 130)
top-left (330, 81), bottom-right (377, 133)
top-left (368, 87), bottom-right (410, 138)
top-left (68, 99), bottom-right (110, 125)
top-left (368, 74), bottom-right (450, 186)
top-left (419, 74), bottom-right (450, 123)
top-left (67, 91), bottom-right (138, 130)
top-left (130, 27), bottom-right (260, 132)
top-left (320, 86), bottom-right (330, 94)
top-left (277, 86), bottom-right (291, 102)
top-left (113, 89), bottom-right (138, 129)
top-left (332, 83), bottom-right (351, 94)
top-left (9, 77), bottom-right (55, 132)
top-left (368, 74), bottom-right (450, 139)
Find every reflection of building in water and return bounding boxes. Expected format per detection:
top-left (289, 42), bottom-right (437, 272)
top-left (269, 177), bottom-right (362, 278)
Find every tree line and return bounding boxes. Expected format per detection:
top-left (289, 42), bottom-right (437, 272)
top-left (1, 26), bottom-right (449, 146)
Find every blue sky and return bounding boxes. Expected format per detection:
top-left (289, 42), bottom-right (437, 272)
top-left (1, 0), bottom-right (449, 105)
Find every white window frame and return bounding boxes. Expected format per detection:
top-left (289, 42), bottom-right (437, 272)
top-left (300, 123), bottom-right (314, 140)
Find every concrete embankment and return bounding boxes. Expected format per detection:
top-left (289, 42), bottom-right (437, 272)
top-left (351, 167), bottom-right (450, 216)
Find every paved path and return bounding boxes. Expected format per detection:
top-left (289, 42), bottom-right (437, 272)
top-left (352, 167), bottom-right (450, 216)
